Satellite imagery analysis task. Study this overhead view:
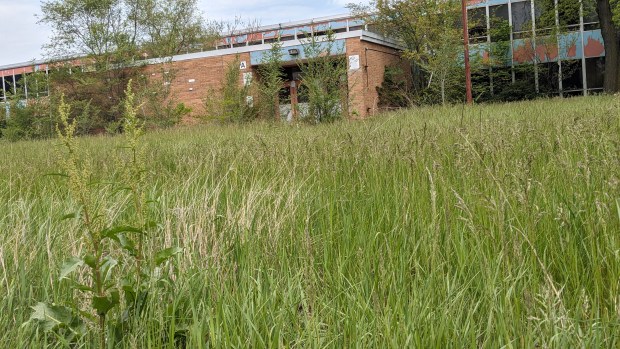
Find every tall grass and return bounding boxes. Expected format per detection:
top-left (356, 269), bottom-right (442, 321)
top-left (1, 95), bottom-right (619, 347)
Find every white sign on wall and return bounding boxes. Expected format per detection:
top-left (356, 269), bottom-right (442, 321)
top-left (348, 55), bottom-right (360, 71)
top-left (243, 72), bottom-right (253, 86)
top-left (239, 61), bottom-right (247, 70)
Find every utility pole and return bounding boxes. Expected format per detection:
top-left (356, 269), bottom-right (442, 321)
top-left (461, 0), bottom-right (473, 104)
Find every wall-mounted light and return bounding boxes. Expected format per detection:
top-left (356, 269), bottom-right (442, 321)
top-left (288, 48), bottom-right (300, 56)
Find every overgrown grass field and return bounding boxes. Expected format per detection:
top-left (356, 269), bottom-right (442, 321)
top-left (1, 96), bottom-right (620, 347)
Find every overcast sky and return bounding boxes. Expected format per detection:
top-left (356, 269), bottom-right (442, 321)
top-left (0, 0), bottom-right (367, 67)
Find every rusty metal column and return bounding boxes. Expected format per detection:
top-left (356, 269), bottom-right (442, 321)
top-left (462, 0), bottom-right (473, 104)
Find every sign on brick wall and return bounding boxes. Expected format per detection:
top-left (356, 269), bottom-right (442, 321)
top-left (348, 55), bottom-right (360, 71)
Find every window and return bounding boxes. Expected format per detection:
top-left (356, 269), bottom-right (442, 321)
top-left (538, 62), bottom-right (560, 94)
top-left (513, 64), bottom-right (537, 99)
top-left (472, 68), bottom-right (491, 99)
top-left (490, 66), bottom-right (513, 97)
top-left (561, 59), bottom-right (582, 91)
top-left (468, 7), bottom-right (487, 43)
top-left (557, 0), bottom-right (580, 31)
top-left (511, 1), bottom-right (532, 38)
top-left (583, 4), bottom-right (600, 30)
top-left (534, 1), bottom-right (554, 35)
top-left (585, 57), bottom-right (604, 89)
top-left (489, 5), bottom-right (510, 42)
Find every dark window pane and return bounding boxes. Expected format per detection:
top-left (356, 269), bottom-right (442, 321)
top-left (585, 57), bottom-right (605, 89)
top-left (514, 64), bottom-right (536, 84)
top-left (472, 68), bottom-right (491, 100)
top-left (561, 59), bottom-right (582, 90)
top-left (489, 5), bottom-right (510, 42)
top-left (490, 4), bottom-right (509, 21)
top-left (534, 0), bottom-right (555, 30)
top-left (583, 3), bottom-right (599, 23)
top-left (538, 62), bottom-right (559, 93)
top-left (491, 66), bottom-right (512, 95)
top-left (511, 1), bottom-right (532, 33)
top-left (468, 7), bottom-right (487, 43)
top-left (557, 0), bottom-right (580, 27)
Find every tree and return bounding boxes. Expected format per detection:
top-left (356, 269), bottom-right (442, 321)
top-left (203, 57), bottom-right (257, 122)
top-left (298, 31), bottom-right (349, 123)
top-left (257, 41), bottom-right (285, 120)
top-left (134, 0), bottom-right (218, 57)
top-left (38, 0), bottom-right (217, 133)
top-left (594, 0), bottom-right (620, 92)
top-left (350, 0), bottom-right (465, 104)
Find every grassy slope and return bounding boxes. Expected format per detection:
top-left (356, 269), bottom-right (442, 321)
top-left (1, 96), bottom-right (619, 347)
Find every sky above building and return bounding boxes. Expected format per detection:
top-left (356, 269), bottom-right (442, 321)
top-left (0, 0), bottom-right (368, 67)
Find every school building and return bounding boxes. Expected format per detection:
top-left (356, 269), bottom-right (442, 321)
top-left (0, 14), bottom-right (407, 119)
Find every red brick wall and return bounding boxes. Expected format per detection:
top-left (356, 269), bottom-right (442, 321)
top-left (346, 38), bottom-right (409, 118)
top-left (143, 39), bottom-right (407, 119)
top-left (144, 52), bottom-right (254, 116)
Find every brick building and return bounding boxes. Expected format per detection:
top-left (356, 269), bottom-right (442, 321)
top-left (0, 4), bottom-right (610, 116)
top-left (0, 14), bottom-right (408, 119)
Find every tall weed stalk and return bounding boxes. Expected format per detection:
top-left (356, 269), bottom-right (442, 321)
top-left (24, 82), bottom-right (181, 348)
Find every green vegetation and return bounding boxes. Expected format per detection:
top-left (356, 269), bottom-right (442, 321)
top-left (204, 57), bottom-right (258, 122)
top-left (1, 95), bottom-right (619, 347)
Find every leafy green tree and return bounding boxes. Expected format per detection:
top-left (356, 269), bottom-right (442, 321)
top-left (38, 0), bottom-right (217, 133)
top-left (257, 41), bottom-right (285, 120)
top-left (351, 0), bottom-right (465, 104)
top-left (299, 31), bottom-right (348, 123)
top-left (204, 57), bottom-right (257, 122)
top-left (132, 0), bottom-right (218, 57)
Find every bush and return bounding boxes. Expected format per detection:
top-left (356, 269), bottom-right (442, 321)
top-left (2, 99), bottom-right (56, 142)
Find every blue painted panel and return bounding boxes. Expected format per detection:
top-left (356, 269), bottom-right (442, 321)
top-left (234, 35), bottom-right (248, 44)
top-left (583, 30), bottom-right (605, 57)
top-left (250, 40), bottom-right (346, 66)
top-left (512, 38), bottom-right (536, 64)
top-left (281, 28), bottom-right (296, 37)
top-left (467, 0), bottom-right (486, 9)
top-left (559, 32), bottom-right (582, 60)
top-left (297, 26), bottom-right (312, 35)
top-left (263, 30), bottom-right (278, 39)
top-left (486, 0), bottom-right (509, 6)
top-left (348, 19), bottom-right (365, 27)
top-left (469, 43), bottom-right (488, 61)
top-left (329, 20), bottom-right (348, 29)
top-left (314, 22), bottom-right (331, 32)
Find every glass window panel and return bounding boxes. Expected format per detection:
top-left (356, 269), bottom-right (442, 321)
top-left (468, 7), bottom-right (488, 43)
top-left (585, 57), bottom-right (605, 89)
top-left (561, 59), bottom-right (583, 90)
top-left (538, 62), bottom-right (559, 93)
top-left (511, 1), bottom-right (532, 33)
top-left (489, 5), bottom-right (510, 41)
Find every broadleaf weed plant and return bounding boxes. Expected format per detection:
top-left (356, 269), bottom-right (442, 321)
top-left (24, 81), bottom-right (182, 348)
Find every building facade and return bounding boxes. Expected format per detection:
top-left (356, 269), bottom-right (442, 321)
top-left (0, 7), bottom-right (609, 118)
top-left (467, 0), bottom-right (606, 97)
top-left (0, 15), bottom-right (408, 119)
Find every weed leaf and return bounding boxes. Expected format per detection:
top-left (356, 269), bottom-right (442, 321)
top-left (26, 302), bottom-right (82, 333)
top-left (60, 257), bottom-right (84, 280)
top-left (100, 256), bottom-right (118, 283)
top-left (92, 292), bottom-right (119, 316)
top-left (154, 247), bottom-right (182, 266)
